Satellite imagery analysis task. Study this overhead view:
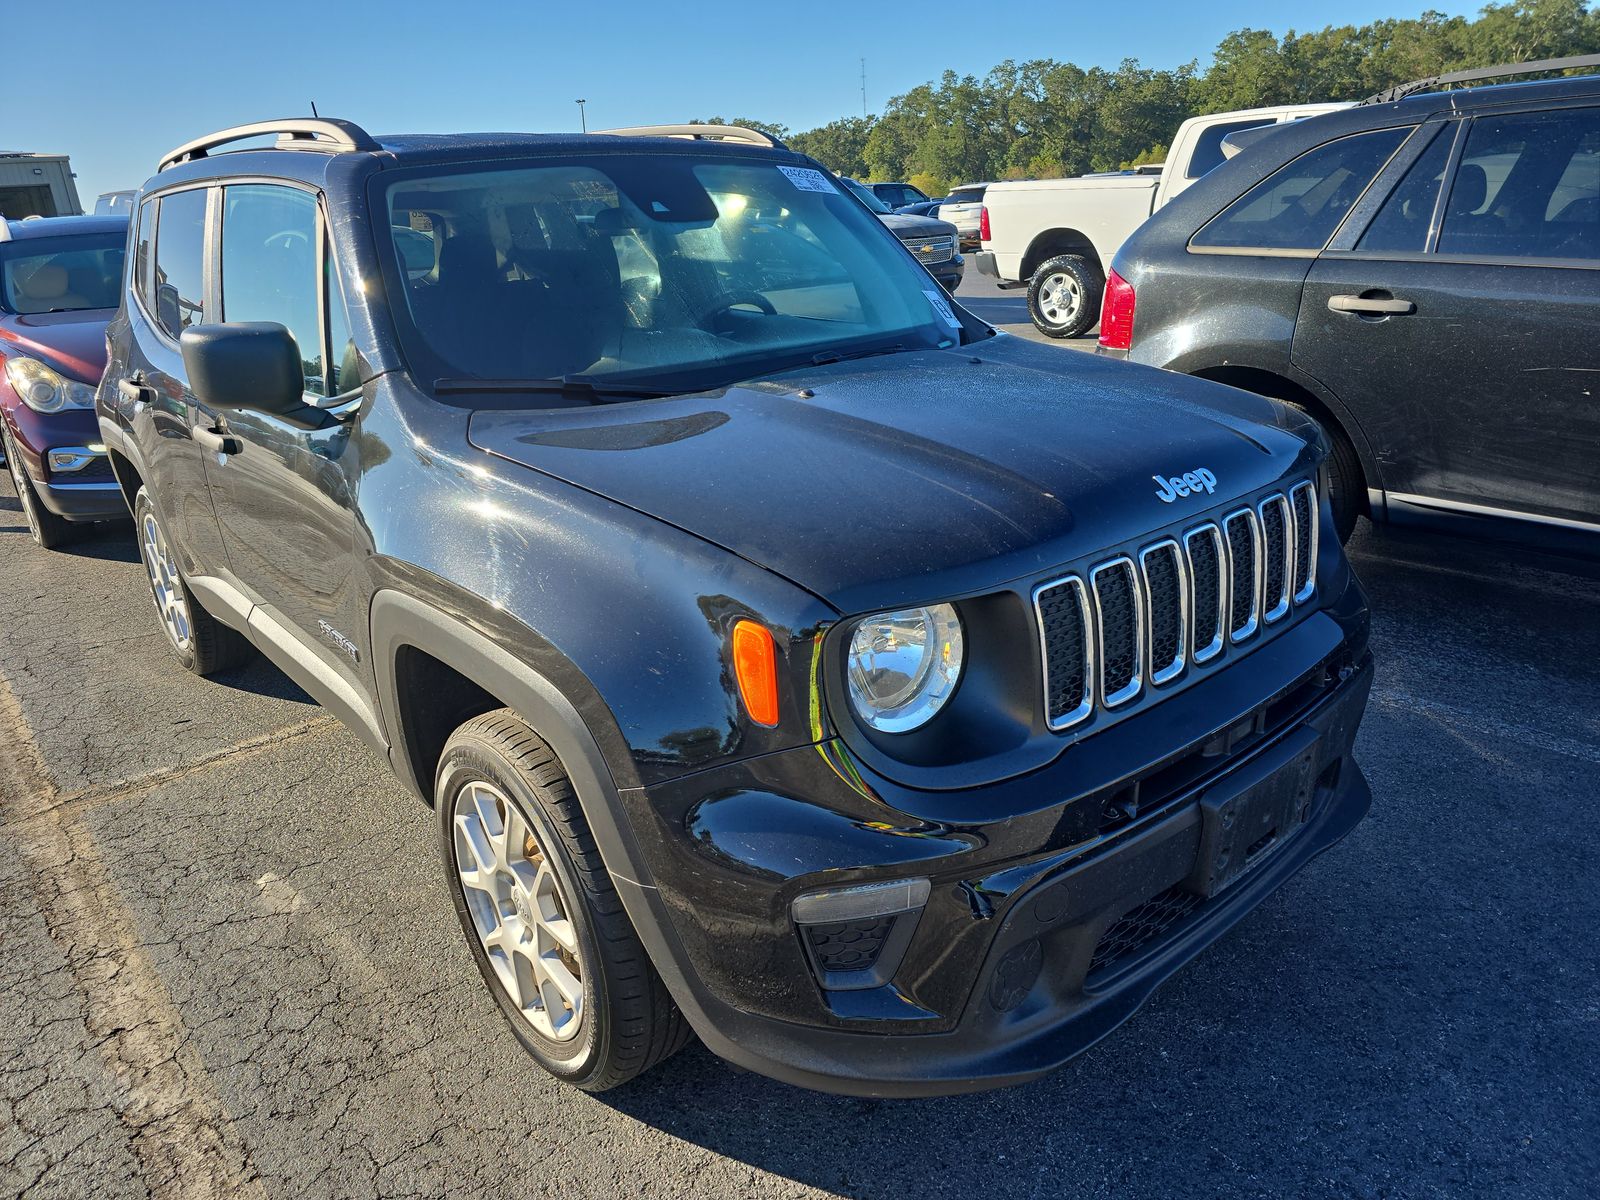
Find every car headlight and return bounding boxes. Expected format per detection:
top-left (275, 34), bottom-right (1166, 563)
top-left (845, 603), bottom-right (964, 733)
top-left (4, 357), bottom-right (97, 414)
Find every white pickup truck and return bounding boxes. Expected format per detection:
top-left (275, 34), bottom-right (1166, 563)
top-left (975, 102), bottom-right (1350, 337)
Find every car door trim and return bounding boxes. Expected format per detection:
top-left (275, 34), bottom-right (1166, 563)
top-left (1386, 492), bottom-right (1600, 533)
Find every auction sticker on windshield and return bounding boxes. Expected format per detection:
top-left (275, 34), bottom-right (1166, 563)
top-left (777, 166), bottom-right (837, 193)
top-left (924, 288), bottom-right (962, 330)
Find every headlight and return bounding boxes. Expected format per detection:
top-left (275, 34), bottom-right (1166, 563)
top-left (845, 603), bottom-right (964, 733)
top-left (3, 357), bottom-right (97, 414)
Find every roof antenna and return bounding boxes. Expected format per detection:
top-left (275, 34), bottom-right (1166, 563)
top-left (310, 100), bottom-right (320, 118)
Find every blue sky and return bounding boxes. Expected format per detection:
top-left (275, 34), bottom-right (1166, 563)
top-left (12, 0), bottom-right (1478, 202)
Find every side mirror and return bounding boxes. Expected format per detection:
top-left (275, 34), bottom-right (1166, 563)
top-left (180, 322), bottom-right (306, 417)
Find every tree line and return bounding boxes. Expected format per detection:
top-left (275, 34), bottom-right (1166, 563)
top-left (696, 1), bottom-right (1599, 197)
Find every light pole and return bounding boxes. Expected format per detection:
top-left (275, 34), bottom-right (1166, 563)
top-left (575, 99), bottom-right (588, 133)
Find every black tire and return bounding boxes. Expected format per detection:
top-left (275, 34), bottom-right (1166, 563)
top-left (3, 424), bottom-right (78, 550)
top-left (436, 710), bottom-right (691, 1092)
top-left (132, 487), bottom-right (254, 675)
top-left (1282, 402), bottom-right (1365, 543)
top-left (1027, 254), bottom-right (1104, 339)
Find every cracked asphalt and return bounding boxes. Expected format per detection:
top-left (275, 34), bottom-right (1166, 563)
top-left (2, 455), bottom-right (1598, 1199)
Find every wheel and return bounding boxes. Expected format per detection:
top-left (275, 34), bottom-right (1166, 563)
top-left (1281, 402), bottom-right (1365, 543)
top-left (437, 710), bottom-right (691, 1092)
top-left (3, 424), bottom-right (78, 550)
top-left (132, 487), bottom-right (254, 675)
top-left (1027, 254), bottom-right (1103, 339)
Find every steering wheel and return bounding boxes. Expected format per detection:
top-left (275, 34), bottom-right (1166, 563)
top-left (701, 291), bottom-right (777, 332)
top-left (265, 229), bottom-right (310, 252)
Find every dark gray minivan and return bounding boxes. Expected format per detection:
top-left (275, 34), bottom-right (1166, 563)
top-left (1101, 58), bottom-right (1600, 548)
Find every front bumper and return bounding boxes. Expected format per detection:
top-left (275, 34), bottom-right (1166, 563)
top-left (2, 401), bottom-right (126, 521)
top-left (928, 255), bottom-right (965, 293)
top-left (622, 606), bottom-right (1374, 1096)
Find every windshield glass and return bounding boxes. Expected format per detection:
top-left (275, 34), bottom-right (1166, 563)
top-left (378, 155), bottom-right (960, 399)
top-left (0, 233), bottom-right (125, 315)
top-left (840, 178), bottom-right (893, 214)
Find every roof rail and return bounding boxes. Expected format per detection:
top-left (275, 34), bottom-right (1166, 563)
top-left (157, 118), bottom-right (379, 172)
top-left (1362, 52), bottom-right (1600, 105)
top-left (597, 123), bottom-right (786, 150)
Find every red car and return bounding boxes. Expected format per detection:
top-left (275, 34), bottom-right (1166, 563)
top-left (1, 214), bottom-right (129, 548)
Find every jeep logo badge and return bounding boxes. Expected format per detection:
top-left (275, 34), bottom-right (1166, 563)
top-left (1154, 468), bottom-right (1218, 503)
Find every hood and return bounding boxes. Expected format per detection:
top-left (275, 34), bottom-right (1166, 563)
top-left (877, 213), bottom-right (959, 239)
top-left (468, 337), bottom-right (1320, 613)
top-left (0, 308), bottom-right (113, 383)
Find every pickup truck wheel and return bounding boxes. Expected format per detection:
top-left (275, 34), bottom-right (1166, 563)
top-left (132, 488), bottom-right (254, 675)
top-left (3, 425), bottom-right (77, 550)
top-left (437, 710), bottom-right (691, 1092)
top-left (1027, 254), bottom-right (1103, 339)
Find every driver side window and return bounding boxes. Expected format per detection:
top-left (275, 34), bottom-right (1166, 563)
top-left (219, 184), bottom-right (324, 394)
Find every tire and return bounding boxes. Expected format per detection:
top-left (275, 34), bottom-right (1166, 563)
top-left (3, 424), bottom-right (78, 550)
top-left (132, 487), bottom-right (254, 675)
top-left (1282, 402), bottom-right (1365, 543)
top-left (436, 710), bottom-right (691, 1092)
top-left (1027, 254), bottom-right (1103, 339)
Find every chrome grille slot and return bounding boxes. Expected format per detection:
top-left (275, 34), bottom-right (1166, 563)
top-left (1224, 508), bottom-right (1262, 642)
top-left (1184, 523), bottom-right (1227, 664)
top-left (1034, 576), bottom-right (1093, 729)
top-left (1139, 540), bottom-right (1187, 686)
top-left (1258, 494), bottom-right (1292, 624)
top-left (1290, 481), bottom-right (1317, 603)
top-left (1091, 558), bottom-right (1143, 708)
top-left (900, 234), bottom-right (955, 264)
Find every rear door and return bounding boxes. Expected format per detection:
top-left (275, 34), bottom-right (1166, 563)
top-left (1294, 104), bottom-right (1600, 527)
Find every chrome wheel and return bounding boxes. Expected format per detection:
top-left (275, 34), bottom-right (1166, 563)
top-left (140, 511), bottom-right (193, 651)
top-left (5, 436), bottom-right (41, 542)
top-left (452, 780), bottom-right (585, 1042)
top-left (1037, 271), bottom-right (1082, 327)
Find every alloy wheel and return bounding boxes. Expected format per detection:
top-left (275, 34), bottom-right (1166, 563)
top-left (452, 780), bottom-right (585, 1042)
top-left (139, 511), bottom-right (193, 651)
top-left (1037, 271), bottom-right (1082, 327)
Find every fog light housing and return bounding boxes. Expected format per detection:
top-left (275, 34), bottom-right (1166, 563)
top-left (792, 878), bottom-right (930, 991)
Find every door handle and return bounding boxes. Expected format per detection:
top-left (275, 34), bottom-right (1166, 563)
top-left (1328, 294), bottom-right (1415, 316)
top-left (193, 426), bottom-right (244, 457)
top-left (117, 377), bottom-right (154, 409)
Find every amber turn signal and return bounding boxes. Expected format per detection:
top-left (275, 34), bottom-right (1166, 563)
top-left (731, 620), bottom-right (779, 728)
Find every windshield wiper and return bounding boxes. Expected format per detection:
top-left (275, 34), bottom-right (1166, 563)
top-left (434, 375), bottom-right (672, 400)
top-left (809, 343), bottom-right (908, 367)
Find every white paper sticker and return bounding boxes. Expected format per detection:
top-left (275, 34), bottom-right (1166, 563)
top-left (924, 288), bottom-right (962, 330)
top-left (777, 165), bottom-right (838, 193)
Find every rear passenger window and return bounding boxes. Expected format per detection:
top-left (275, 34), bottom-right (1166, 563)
top-left (1358, 127), bottom-right (1454, 254)
top-left (152, 188), bottom-right (208, 338)
top-left (1437, 108), bottom-right (1600, 262)
top-left (1186, 119), bottom-right (1275, 179)
top-left (1192, 128), bottom-right (1411, 252)
top-left (220, 184), bottom-right (323, 393)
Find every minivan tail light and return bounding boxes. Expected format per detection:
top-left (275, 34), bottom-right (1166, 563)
top-left (1099, 269), bottom-right (1137, 351)
top-left (978, 205), bottom-right (990, 242)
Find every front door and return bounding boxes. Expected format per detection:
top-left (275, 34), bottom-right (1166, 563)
top-left (200, 182), bottom-right (368, 697)
top-left (1294, 106), bottom-right (1600, 527)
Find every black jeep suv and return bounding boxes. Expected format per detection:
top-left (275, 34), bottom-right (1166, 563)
top-left (1102, 58), bottom-right (1600, 549)
top-left (99, 118), bottom-right (1373, 1096)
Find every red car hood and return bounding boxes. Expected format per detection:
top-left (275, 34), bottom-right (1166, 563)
top-left (0, 308), bottom-right (113, 384)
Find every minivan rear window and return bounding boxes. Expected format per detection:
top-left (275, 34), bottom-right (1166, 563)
top-left (1191, 127), bottom-right (1411, 252)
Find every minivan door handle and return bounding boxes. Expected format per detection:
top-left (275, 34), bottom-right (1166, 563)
top-left (1328, 293), bottom-right (1416, 316)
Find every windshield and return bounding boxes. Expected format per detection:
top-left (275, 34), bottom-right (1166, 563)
top-left (0, 233), bottom-right (125, 315)
top-left (377, 155), bottom-right (960, 399)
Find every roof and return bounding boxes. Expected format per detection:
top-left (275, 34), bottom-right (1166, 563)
top-left (0, 213), bottom-right (127, 243)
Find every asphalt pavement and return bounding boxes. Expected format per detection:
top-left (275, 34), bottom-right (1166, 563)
top-left (2, 349), bottom-right (1597, 1197)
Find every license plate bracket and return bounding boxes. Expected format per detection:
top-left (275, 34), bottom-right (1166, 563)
top-left (1184, 743), bottom-right (1319, 898)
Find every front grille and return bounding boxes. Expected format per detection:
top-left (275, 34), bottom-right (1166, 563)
top-left (1087, 886), bottom-right (1203, 979)
top-left (1259, 494), bottom-right (1291, 623)
top-left (1091, 559), bottom-right (1142, 707)
top-left (899, 234), bottom-right (955, 264)
top-left (1034, 481), bottom-right (1317, 731)
top-left (1037, 577), bottom-right (1093, 727)
top-left (1225, 508), bottom-right (1261, 641)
